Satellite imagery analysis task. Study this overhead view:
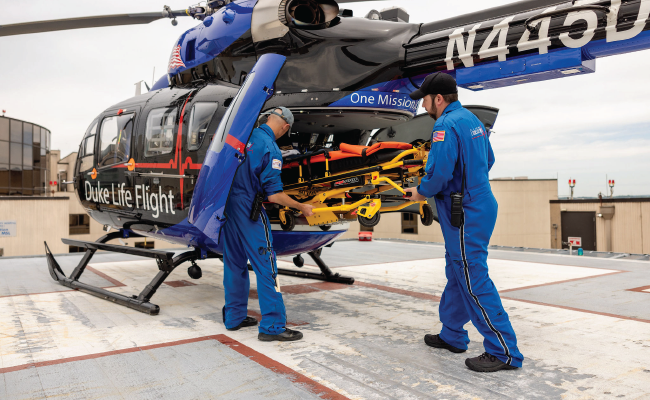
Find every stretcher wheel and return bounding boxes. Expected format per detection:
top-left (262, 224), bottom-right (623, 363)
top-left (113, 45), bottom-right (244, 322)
top-left (319, 224), bottom-right (331, 232)
top-left (358, 213), bottom-right (380, 228)
top-left (280, 212), bottom-right (295, 231)
top-left (421, 203), bottom-right (435, 226)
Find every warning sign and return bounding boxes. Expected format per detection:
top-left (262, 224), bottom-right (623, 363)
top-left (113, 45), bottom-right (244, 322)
top-left (568, 237), bottom-right (582, 247)
top-left (0, 221), bottom-right (17, 237)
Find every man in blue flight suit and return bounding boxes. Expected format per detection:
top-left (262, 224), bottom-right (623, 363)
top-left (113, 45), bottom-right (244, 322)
top-left (222, 107), bottom-right (314, 342)
top-left (404, 73), bottom-right (524, 372)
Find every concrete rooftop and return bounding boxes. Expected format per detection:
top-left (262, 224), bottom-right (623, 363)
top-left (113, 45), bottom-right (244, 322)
top-left (1, 240), bottom-right (649, 399)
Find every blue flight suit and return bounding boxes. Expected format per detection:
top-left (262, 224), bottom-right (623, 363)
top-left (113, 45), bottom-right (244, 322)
top-left (418, 101), bottom-right (524, 367)
top-left (222, 124), bottom-right (287, 335)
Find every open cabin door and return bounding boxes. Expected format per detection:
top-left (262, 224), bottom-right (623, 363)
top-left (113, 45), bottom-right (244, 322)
top-left (371, 105), bottom-right (499, 145)
top-left (188, 53), bottom-right (286, 245)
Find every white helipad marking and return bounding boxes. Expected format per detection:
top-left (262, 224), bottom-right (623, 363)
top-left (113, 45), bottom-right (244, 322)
top-left (1, 257), bottom-right (647, 399)
top-left (334, 258), bottom-right (619, 294)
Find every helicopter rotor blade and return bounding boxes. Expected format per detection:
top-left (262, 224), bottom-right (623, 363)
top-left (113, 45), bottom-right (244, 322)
top-left (336, 0), bottom-right (394, 2)
top-left (0, 9), bottom-right (188, 37)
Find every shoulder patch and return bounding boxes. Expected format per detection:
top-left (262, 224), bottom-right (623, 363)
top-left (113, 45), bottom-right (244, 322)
top-left (272, 159), bottom-right (282, 170)
top-left (432, 131), bottom-right (445, 143)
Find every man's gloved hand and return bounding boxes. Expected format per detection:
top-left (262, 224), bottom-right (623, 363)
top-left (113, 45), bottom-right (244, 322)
top-left (404, 187), bottom-right (426, 202)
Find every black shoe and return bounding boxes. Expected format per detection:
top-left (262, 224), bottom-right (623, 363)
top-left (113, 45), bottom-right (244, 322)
top-left (424, 334), bottom-right (466, 353)
top-left (465, 352), bottom-right (519, 372)
top-left (226, 316), bottom-right (258, 331)
top-left (258, 328), bottom-right (303, 342)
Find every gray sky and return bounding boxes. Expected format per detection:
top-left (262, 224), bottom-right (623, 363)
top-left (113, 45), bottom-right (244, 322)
top-left (1, 0), bottom-right (649, 198)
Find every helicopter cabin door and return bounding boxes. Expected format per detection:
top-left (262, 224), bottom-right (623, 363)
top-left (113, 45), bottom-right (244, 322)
top-left (80, 108), bottom-right (138, 227)
top-left (131, 98), bottom-right (187, 227)
top-left (189, 53), bottom-right (286, 246)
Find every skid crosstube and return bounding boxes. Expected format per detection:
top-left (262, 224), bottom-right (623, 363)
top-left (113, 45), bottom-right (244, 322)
top-left (45, 231), bottom-right (202, 315)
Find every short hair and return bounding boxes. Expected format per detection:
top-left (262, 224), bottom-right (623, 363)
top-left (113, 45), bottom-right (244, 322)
top-left (442, 93), bottom-right (458, 103)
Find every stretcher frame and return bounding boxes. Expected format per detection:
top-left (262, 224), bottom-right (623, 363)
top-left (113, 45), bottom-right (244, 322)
top-left (277, 144), bottom-right (433, 229)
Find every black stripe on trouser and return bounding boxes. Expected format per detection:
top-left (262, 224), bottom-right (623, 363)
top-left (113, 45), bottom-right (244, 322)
top-left (260, 212), bottom-right (278, 288)
top-left (459, 211), bottom-right (512, 365)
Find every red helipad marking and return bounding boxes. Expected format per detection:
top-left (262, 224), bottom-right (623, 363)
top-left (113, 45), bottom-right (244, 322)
top-left (355, 281), bottom-right (442, 302)
top-left (164, 280), bottom-right (197, 288)
top-left (500, 297), bottom-right (650, 324)
top-left (282, 282), bottom-right (350, 295)
top-left (214, 334), bottom-right (348, 399)
top-left (249, 282), bottom-right (349, 299)
top-left (86, 266), bottom-right (126, 287)
top-left (0, 336), bottom-right (213, 374)
top-left (626, 284), bottom-right (650, 294)
top-left (0, 335), bottom-right (346, 399)
top-left (295, 257), bottom-right (446, 269)
top-left (0, 266), bottom-right (125, 298)
top-left (500, 270), bottom-right (627, 293)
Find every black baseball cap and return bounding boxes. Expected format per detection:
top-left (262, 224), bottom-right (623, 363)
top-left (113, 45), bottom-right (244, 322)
top-left (409, 72), bottom-right (458, 100)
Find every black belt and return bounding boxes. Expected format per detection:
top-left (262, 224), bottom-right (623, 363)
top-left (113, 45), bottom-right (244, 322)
top-left (435, 194), bottom-right (445, 200)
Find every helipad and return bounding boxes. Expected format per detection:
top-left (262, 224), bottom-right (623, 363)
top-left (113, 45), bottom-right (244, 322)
top-left (1, 240), bottom-right (648, 399)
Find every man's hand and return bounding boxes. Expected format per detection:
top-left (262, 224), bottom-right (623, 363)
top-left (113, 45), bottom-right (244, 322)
top-left (404, 187), bottom-right (427, 202)
top-left (268, 192), bottom-right (315, 217)
top-left (299, 204), bottom-right (315, 218)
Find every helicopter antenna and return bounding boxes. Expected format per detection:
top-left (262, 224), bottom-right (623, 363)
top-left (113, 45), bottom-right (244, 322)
top-left (151, 67), bottom-right (156, 88)
top-left (135, 81), bottom-right (143, 96)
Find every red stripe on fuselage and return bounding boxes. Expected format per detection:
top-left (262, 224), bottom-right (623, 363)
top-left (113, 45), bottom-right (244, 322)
top-left (110, 93), bottom-right (201, 208)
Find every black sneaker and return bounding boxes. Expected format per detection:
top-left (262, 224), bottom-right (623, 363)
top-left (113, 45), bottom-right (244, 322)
top-left (465, 352), bottom-right (519, 372)
top-left (226, 316), bottom-right (258, 331)
top-left (424, 334), bottom-right (466, 353)
top-left (258, 328), bottom-right (303, 342)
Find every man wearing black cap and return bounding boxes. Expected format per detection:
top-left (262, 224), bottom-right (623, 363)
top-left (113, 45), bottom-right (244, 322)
top-left (404, 73), bottom-right (524, 372)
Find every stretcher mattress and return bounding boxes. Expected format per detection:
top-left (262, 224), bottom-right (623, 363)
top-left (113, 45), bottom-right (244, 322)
top-left (281, 142), bottom-right (413, 185)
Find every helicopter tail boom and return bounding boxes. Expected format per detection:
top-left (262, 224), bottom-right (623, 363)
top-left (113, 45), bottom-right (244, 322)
top-left (405, 0), bottom-right (650, 91)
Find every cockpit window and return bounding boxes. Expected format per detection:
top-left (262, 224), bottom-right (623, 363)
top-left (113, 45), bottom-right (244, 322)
top-left (187, 102), bottom-right (219, 151)
top-left (144, 107), bottom-right (177, 157)
top-left (78, 119), bottom-right (98, 172)
top-left (98, 114), bottom-right (134, 168)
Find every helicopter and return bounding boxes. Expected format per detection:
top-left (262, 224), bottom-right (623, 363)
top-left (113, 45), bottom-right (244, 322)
top-left (3, 0), bottom-right (649, 315)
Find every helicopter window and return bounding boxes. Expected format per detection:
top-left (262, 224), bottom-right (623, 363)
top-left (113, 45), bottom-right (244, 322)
top-left (144, 108), bottom-right (177, 157)
top-left (187, 102), bottom-right (219, 151)
top-left (98, 114), bottom-right (134, 168)
top-left (77, 120), bottom-right (97, 172)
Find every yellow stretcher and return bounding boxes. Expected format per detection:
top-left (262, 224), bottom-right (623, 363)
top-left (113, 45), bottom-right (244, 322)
top-left (273, 142), bottom-right (433, 231)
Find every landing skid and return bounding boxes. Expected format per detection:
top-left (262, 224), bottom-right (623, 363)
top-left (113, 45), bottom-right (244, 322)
top-left (45, 232), bottom-right (202, 315)
top-left (247, 249), bottom-right (355, 285)
top-left (45, 232), bottom-right (353, 315)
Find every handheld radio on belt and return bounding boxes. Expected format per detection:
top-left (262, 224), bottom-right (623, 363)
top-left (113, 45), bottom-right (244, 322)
top-left (450, 164), bottom-right (466, 228)
top-left (250, 192), bottom-right (264, 221)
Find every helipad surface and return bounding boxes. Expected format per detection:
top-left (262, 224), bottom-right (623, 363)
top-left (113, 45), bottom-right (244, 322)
top-left (1, 240), bottom-right (649, 399)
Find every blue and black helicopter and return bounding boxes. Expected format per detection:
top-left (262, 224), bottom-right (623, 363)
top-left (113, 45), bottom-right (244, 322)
top-left (3, 0), bottom-right (649, 314)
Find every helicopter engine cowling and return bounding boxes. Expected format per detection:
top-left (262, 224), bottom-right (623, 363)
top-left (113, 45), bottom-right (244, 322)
top-left (281, 0), bottom-right (340, 29)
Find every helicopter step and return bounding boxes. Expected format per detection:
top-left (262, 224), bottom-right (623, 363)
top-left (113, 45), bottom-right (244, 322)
top-left (246, 248), bottom-right (355, 285)
top-left (44, 231), bottom-right (203, 316)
